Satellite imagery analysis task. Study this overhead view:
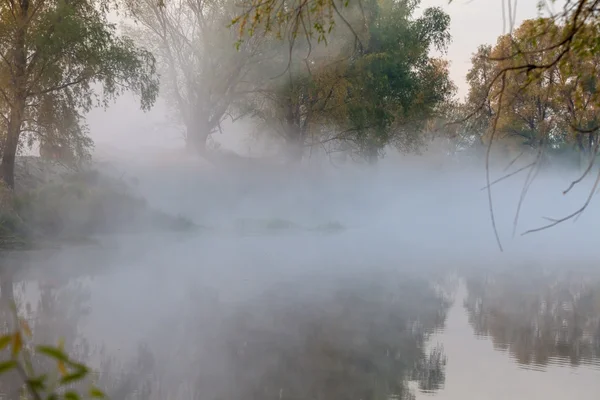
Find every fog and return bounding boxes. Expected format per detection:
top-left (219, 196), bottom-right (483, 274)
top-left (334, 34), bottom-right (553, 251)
top-left (1, 0), bottom-right (599, 396)
top-left (4, 129), bottom-right (600, 399)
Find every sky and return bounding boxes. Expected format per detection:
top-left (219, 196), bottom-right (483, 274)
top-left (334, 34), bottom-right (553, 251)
top-left (87, 0), bottom-right (549, 153)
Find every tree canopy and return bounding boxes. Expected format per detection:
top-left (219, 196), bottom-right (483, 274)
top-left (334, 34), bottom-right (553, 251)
top-left (123, 0), bottom-right (267, 154)
top-left (0, 0), bottom-right (159, 188)
top-left (239, 0), bottom-right (454, 163)
top-left (427, 1), bottom-right (600, 245)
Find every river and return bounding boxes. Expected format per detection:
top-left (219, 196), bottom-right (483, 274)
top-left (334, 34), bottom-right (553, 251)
top-left (2, 156), bottom-right (600, 399)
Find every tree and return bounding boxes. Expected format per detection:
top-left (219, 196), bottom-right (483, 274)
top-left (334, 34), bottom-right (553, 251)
top-left (241, 40), bottom-right (355, 163)
top-left (338, 1), bottom-right (454, 161)
top-left (471, 21), bottom-right (565, 160)
top-left (463, 17), bottom-right (600, 163)
top-left (0, 0), bottom-right (159, 189)
top-left (463, 45), bottom-right (496, 139)
top-left (123, 0), bottom-right (266, 154)
top-left (460, 13), bottom-right (600, 240)
top-left (243, 0), bottom-right (454, 163)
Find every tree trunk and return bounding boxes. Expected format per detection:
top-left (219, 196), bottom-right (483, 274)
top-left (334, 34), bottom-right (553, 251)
top-left (285, 137), bottom-right (304, 164)
top-left (283, 117), bottom-right (305, 164)
top-left (2, 0), bottom-right (28, 189)
top-left (186, 120), bottom-right (210, 156)
top-left (1, 115), bottom-right (22, 189)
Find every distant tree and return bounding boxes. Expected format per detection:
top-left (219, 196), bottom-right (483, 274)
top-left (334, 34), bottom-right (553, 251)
top-left (463, 17), bottom-right (600, 162)
top-left (240, 37), bottom-right (354, 162)
top-left (339, 0), bottom-right (454, 161)
top-left (123, 0), bottom-right (267, 154)
top-left (463, 45), bottom-right (496, 138)
top-left (243, 0), bottom-right (454, 163)
top-left (459, 12), bottom-right (600, 241)
top-left (0, 0), bottom-right (158, 189)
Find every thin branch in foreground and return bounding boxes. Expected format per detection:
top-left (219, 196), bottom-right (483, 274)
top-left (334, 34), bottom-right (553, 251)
top-left (512, 143), bottom-right (545, 237)
top-left (522, 168), bottom-right (600, 235)
top-left (485, 72), bottom-right (507, 252)
top-left (563, 131), bottom-right (600, 194)
top-left (480, 161), bottom-right (535, 191)
top-left (504, 149), bottom-right (524, 171)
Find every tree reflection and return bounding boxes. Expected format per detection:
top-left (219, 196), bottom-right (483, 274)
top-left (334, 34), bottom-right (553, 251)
top-left (0, 266), bottom-right (451, 400)
top-left (464, 268), bottom-right (600, 368)
top-left (0, 270), bottom-right (95, 398)
top-left (214, 273), bottom-right (451, 400)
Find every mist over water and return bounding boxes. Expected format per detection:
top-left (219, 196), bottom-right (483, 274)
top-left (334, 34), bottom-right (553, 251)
top-left (2, 142), bottom-right (600, 400)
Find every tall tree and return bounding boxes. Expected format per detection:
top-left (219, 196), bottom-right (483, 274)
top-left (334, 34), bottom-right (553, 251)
top-left (338, 0), bottom-right (454, 161)
top-left (464, 45), bottom-right (495, 137)
top-left (243, 0), bottom-right (454, 163)
top-left (124, 0), bottom-right (266, 154)
top-left (461, 15), bottom-right (600, 238)
top-left (463, 18), bottom-right (600, 157)
top-left (0, 0), bottom-right (158, 189)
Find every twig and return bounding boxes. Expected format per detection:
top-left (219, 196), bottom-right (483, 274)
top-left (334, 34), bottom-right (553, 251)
top-left (563, 136), bottom-right (600, 194)
top-left (480, 161), bottom-right (535, 191)
top-left (522, 168), bottom-right (600, 235)
top-left (485, 73), bottom-right (507, 252)
top-left (512, 143), bottom-right (545, 237)
top-left (504, 150), bottom-right (524, 171)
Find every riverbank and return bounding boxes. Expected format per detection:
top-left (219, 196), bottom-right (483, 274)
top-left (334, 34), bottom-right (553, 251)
top-left (0, 156), bottom-right (197, 250)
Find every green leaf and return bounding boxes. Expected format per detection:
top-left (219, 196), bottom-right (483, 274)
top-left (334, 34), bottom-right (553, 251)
top-left (0, 360), bottom-right (18, 374)
top-left (47, 394), bottom-right (58, 400)
top-left (0, 335), bottom-right (11, 350)
top-left (59, 367), bottom-right (88, 385)
top-left (64, 391), bottom-right (80, 400)
top-left (36, 346), bottom-right (69, 362)
top-left (89, 386), bottom-right (105, 398)
top-left (26, 375), bottom-right (47, 391)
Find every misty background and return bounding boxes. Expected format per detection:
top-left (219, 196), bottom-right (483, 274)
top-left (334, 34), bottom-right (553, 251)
top-left (1, 0), bottom-right (600, 400)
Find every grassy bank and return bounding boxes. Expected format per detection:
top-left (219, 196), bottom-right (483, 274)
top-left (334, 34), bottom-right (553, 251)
top-left (0, 157), bottom-right (197, 250)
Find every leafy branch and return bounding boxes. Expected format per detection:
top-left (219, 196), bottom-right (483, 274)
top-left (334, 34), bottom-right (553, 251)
top-left (0, 302), bottom-right (105, 400)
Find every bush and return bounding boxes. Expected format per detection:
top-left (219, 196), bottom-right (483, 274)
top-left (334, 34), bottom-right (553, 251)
top-left (0, 165), bottom-right (198, 248)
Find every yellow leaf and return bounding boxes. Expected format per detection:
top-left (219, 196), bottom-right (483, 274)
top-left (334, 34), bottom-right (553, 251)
top-left (58, 360), bottom-right (67, 376)
top-left (19, 319), bottom-right (32, 337)
top-left (11, 332), bottom-right (22, 357)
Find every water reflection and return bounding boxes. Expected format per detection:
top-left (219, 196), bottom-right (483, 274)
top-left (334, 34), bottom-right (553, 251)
top-left (216, 273), bottom-right (451, 400)
top-left (0, 271), bottom-right (96, 398)
top-left (463, 267), bottom-right (600, 369)
top-left (1, 262), bottom-right (451, 400)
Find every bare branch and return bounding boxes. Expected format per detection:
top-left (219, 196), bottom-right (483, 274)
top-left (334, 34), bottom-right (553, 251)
top-left (480, 161), bottom-right (535, 191)
top-left (522, 168), bottom-right (600, 235)
top-left (485, 72), bottom-right (507, 252)
top-left (27, 77), bottom-right (88, 97)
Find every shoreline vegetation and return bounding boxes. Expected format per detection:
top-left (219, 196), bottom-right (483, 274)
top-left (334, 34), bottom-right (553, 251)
top-left (0, 155), bottom-right (348, 251)
top-left (0, 156), bottom-right (199, 251)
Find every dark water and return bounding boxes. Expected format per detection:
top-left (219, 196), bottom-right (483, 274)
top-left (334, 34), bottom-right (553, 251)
top-left (2, 239), bottom-right (600, 400)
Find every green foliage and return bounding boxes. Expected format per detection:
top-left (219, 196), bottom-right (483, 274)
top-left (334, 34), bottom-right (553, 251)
top-left (242, 0), bottom-right (454, 162)
top-left (0, 0), bottom-right (159, 187)
top-left (461, 17), bottom-right (600, 159)
top-left (341, 0), bottom-right (454, 158)
top-left (0, 303), bottom-right (105, 400)
top-left (0, 165), bottom-right (198, 248)
top-left (230, 0), bottom-right (347, 46)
